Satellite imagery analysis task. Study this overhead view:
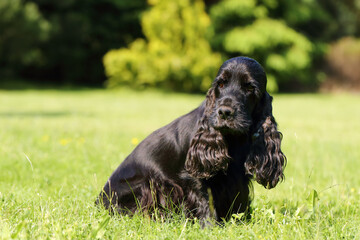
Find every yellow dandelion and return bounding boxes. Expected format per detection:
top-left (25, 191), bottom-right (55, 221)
top-left (351, 188), bottom-right (355, 193)
top-left (41, 135), bottom-right (49, 142)
top-left (131, 138), bottom-right (139, 145)
top-left (59, 138), bottom-right (72, 146)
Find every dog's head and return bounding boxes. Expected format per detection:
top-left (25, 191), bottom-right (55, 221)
top-left (207, 57), bottom-right (266, 134)
top-left (185, 57), bottom-right (286, 188)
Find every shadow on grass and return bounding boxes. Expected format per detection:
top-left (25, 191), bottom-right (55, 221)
top-left (0, 78), bottom-right (103, 91)
top-left (0, 111), bottom-right (93, 118)
top-left (0, 78), bottom-right (206, 96)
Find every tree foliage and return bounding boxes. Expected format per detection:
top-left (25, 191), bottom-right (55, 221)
top-left (104, 0), bottom-right (221, 92)
top-left (0, 0), bottom-right (50, 77)
top-left (1, 0), bottom-right (146, 86)
top-left (209, 0), bottom-right (315, 92)
top-left (272, 0), bottom-right (360, 41)
top-left (1, 0), bottom-right (360, 91)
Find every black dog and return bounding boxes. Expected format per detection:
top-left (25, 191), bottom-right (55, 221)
top-left (97, 57), bottom-right (286, 221)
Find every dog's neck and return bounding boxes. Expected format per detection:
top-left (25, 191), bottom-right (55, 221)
top-left (223, 132), bottom-right (249, 144)
top-left (223, 132), bottom-right (251, 160)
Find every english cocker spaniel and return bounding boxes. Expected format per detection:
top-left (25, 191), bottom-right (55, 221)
top-left (97, 57), bottom-right (286, 222)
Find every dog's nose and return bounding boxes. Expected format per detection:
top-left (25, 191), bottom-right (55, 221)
top-left (218, 106), bottom-right (234, 119)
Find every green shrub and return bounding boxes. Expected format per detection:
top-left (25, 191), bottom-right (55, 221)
top-left (0, 0), bottom-right (147, 86)
top-left (104, 0), bottom-right (222, 92)
top-left (210, 0), bottom-right (315, 92)
top-left (0, 0), bottom-right (50, 76)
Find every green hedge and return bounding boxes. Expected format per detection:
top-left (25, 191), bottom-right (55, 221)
top-left (209, 0), bottom-right (315, 92)
top-left (104, 0), bottom-right (221, 92)
top-left (0, 0), bottom-right (146, 86)
top-left (0, 0), bottom-right (50, 77)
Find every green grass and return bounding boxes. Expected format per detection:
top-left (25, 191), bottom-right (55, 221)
top-left (1, 89), bottom-right (359, 239)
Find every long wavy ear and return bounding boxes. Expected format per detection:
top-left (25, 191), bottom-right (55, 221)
top-left (185, 88), bottom-right (231, 179)
top-left (245, 92), bottom-right (287, 189)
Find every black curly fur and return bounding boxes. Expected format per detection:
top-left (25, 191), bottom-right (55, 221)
top-left (245, 93), bottom-right (287, 189)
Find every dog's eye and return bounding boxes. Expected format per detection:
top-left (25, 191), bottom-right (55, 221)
top-left (217, 77), bottom-right (228, 89)
top-left (247, 85), bottom-right (255, 91)
top-left (243, 82), bottom-right (255, 92)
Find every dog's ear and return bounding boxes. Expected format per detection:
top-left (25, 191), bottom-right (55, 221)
top-left (245, 92), bottom-right (286, 188)
top-left (185, 88), bottom-right (230, 179)
top-left (203, 86), bottom-right (216, 115)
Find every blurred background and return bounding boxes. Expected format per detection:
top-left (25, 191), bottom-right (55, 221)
top-left (1, 0), bottom-right (360, 93)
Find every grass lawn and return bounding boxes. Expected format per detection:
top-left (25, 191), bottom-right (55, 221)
top-left (1, 89), bottom-right (359, 239)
